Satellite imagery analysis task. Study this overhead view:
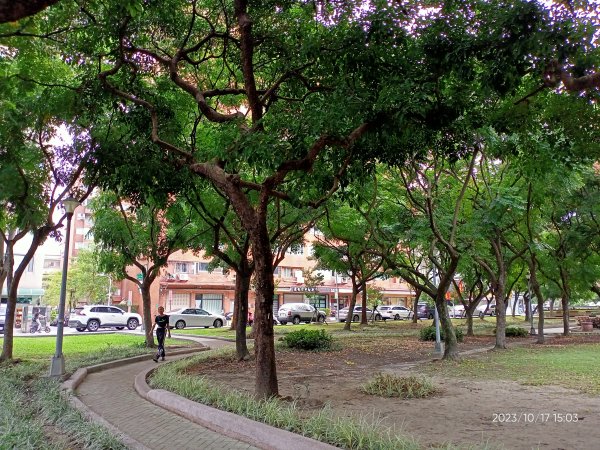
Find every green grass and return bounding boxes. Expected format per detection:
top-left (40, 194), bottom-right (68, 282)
top-left (421, 343), bottom-right (600, 394)
top-left (0, 333), bottom-right (195, 449)
top-left (3, 334), bottom-right (193, 364)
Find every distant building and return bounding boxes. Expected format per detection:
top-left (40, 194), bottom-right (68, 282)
top-left (110, 230), bottom-right (415, 320)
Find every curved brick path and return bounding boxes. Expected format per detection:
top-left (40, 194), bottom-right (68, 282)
top-left (75, 337), bottom-right (259, 450)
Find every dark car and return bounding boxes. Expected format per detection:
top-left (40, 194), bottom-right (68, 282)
top-left (416, 303), bottom-right (435, 319)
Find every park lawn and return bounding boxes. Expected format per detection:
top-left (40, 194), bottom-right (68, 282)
top-left (172, 316), bottom-right (561, 339)
top-left (3, 334), bottom-right (194, 363)
top-left (423, 343), bottom-right (600, 394)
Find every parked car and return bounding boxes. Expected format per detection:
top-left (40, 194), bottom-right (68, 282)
top-left (277, 303), bottom-right (327, 325)
top-left (476, 301), bottom-right (496, 318)
top-left (338, 306), bottom-right (382, 322)
top-left (68, 305), bottom-right (141, 332)
top-left (378, 305), bottom-right (413, 320)
top-left (416, 303), bottom-right (435, 319)
top-left (448, 303), bottom-right (465, 318)
top-left (168, 308), bottom-right (226, 329)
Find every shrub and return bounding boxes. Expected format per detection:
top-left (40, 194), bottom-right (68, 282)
top-left (501, 326), bottom-right (529, 337)
top-left (419, 325), bottom-right (464, 342)
top-left (362, 373), bottom-right (437, 398)
top-left (281, 329), bottom-right (333, 350)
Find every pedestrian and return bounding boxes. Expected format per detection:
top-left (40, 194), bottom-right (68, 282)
top-left (33, 310), bottom-right (42, 333)
top-left (150, 306), bottom-right (171, 362)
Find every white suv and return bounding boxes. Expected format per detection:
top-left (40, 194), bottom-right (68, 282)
top-left (68, 305), bottom-right (141, 332)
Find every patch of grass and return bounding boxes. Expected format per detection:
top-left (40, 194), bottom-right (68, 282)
top-left (362, 373), bottom-right (438, 398)
top-left (422, 343), bottom-right (600, 394)
top-left (0, 333), bottom-right (193, 449)
top-left (1, 334), bottom-right (194, 368)
top-left (150, 351), bottom-right (421, 450)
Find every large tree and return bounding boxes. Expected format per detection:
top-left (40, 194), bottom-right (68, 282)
top-left (6, 0), bottom-right (592, 394)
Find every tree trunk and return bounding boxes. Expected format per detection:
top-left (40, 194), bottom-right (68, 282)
top-left (2, 233), bottom-right (43, 361)
top-left (524, 292), bottom-right (530, 322)
top-left (360, 283), bottom-right (368, 325)
top-left (141, 281), bottom-right (154, 348)
top-left (250, 223), bottom-right (278, 399)
top-left (493, 268), bottom-right (508, 350)
top-left (529, 271), bottom-right (545, 344)
top-left (234, 270), bottom-right (251, 361)
top-left (412, 289), bottom-right (421, 324)
top-left (511, 292), bottom-right (518, 317)
top-left (435, 295), bottom-right (459, 359)
top-left (344, 282), bottom-right (359, 331)
top-left (0, 0), bottom-right (61, 23)
top-left (559, 267), bottom-right (570, 336)
top-left (465, 302), bottom-right (478, 336)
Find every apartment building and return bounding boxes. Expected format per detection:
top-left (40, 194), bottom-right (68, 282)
top-left (109, 231), bottom-right (415, 320)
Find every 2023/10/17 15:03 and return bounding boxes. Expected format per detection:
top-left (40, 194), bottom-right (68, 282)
top-left (492, 412), bottom-right (578, 423)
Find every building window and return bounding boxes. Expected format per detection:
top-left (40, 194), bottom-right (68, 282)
top-left (175, 262), bottom-right (188, 273)
top-left (273, 266), bottom-right (280, 275)
top-left (195, 293), bottom-right (223, 314)
top-left (308, 294), bottom-right (327, 309)
top-left (195, 262), bottom-right (209, 272)
top-left (286, 244), bottom-right (304, 255)
top-left (43, 259), bottom-right (60, 269)
top-left (280, 267), bottom-right (294, 278)
top-left (27, 258), bottom-right (34, 272)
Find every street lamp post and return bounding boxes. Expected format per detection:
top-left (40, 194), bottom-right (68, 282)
top-left (49, 196), bottom-right (80, 377)
top-left (527, 273), bottom-right (536, 336)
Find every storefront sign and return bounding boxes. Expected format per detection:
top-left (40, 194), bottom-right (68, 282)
top-left (289, 287), bottom-right (319, 293)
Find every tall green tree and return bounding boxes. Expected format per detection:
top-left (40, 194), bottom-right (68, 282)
top-left (91, 191), bottom-right (206, 347)
top-left (43, 248), bottom-right (111, 307)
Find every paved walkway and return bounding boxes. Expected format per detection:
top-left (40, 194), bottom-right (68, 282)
top-left (75, 336), bottom-right (259, 450)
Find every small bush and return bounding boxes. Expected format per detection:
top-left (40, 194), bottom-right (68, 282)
top-left (495, 326), bottom-right (529, 337)
top-left (362, 373), bottom-right (437, 398)
top-left (419, 325), bottom-right (464, 342)
top-left (281, 329), bottom-right (333, 350)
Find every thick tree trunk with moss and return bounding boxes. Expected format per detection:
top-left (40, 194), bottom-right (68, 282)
top-left (250, 223), bottom-right (278, 398)
top-left (234, 269), bottom-right (251, 361)
top-left (435, 295), bottom-right (459, 359)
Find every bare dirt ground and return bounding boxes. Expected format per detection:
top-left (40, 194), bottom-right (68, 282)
top-left (187, 332), bottom-right (600, 450)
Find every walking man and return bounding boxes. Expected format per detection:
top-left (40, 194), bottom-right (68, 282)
top-left (151, 306), bottom-right (171, 362)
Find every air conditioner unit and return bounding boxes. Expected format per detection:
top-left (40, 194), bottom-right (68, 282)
top-left (178, 273), bottom-right (189, 281)
top-left (340, 277), bottom-right (348, 283)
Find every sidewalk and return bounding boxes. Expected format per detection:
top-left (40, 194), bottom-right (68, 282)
top-left (74, 337), bottom-right (257, 450)
top-left (71, 335), bottom-right (335, 450)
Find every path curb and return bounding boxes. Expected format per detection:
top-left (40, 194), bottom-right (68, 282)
top-left (134, 363), bottom-right (336, 450)
top-left (62, 346), bottom-right (208, 450)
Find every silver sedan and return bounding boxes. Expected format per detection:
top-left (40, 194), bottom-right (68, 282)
top-left (167, 308), bottom-right (226, 329)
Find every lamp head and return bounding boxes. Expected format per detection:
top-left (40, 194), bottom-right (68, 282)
top-left (62, 196), bottom-right (80, 214)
